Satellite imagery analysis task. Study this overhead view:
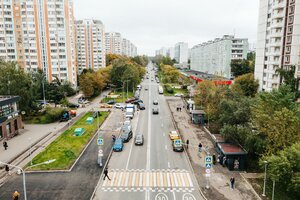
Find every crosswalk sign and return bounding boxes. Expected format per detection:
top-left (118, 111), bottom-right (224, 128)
top-left (206, 163), bottom-right (212, 169)
top-left (205, 156), bottom-right (213, 164)
top-left (97, 138), bottom-right (104, 146)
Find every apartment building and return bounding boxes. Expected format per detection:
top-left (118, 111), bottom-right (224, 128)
top-left (75, 19), bottom-right (105, 73)
top-left (190, 35), bottom-right (248, 79)
top-left (0, 0), bottom-right (77, 86)
top-left (105, 32), bottom-right (122, 55)
top-left (122, 39), bottom-right (137, 57)
top-left (255, 0), bottom-right (300, 91)
top-left (155, 47), bottom-right (168, 57)
top-left (167, 47), bottom-right (175, 59)
top-left (174, 42), bottom-right (188, 64)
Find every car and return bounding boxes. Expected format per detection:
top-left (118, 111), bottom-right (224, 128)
top-left (151, 79), bottom-right (154, 82)
top-left (125, 98), bottom-right (137, 103)
top-left (153, 100), bottom-right (158, 105)
top-left (132, 99), bottom-right (143, 105)
top-left (172, 139), bottom-right (184, 152)
top-left (134, 134), bottom-right (144, 145)
top-left (114, 103), bottom-right (125, 109)
top-left (169, 130), bottom-right (180, 140)
top-left (99, 103), bottom-right (113, 108)
top-left (92, 111), bottom-right (101, 118)
top-left (113, 139), bottom-right (123, 152)
top-left (145, 87), bottom-right (148, 91)
top-left (152, 108), bottom-right (159, 114)
top-left (122, 123), bottom-right (132, 132)
top-left (107, 100), bottom-right (116, 105)
top-left (121, 130), bottom-right (133, 142)
top-left (174, 93), bottom-right (184, 97)
top-left (137, 102), bottom-right (145, 110)
top-left (157, 80), bottom-right (160, 83)
top-left (124, 119), bottom-right (131, 125)
top-left (68, 103), bottom-right (80, 108)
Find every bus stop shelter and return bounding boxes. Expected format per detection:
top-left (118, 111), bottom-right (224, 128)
top-left (191, 110), bottom-right (205, 125)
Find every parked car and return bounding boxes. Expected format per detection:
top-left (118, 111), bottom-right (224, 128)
top-left (114, 103), bottom-right (125, 109)
top-left (174, 93), bottom-right (184, 97)
top-left (153, 100), bottom-right (158, 105)
top-left (122, 123), bottom-right (132, 132)
top-left (135, 134), bottom-right (144, 145)
top-left (137, 102), bottom-right (145, 110)
top-left (145, 87), bottom-right (148, 91)
top-left (99, 103), bottom-right (113, 108)
top-left (107, 100), bottom-right (116, 105)
top-left (172, 139), bottom-right (184, 152)
top-left (152, 108), bottom-right (159, 114)
top-left (132, 99), bottom-right (143, 105)
top-left (125, 98), bottom-right (137, 103)
top-left (113, 139), bottom-right (123, 152)
top-left (169, 130), bottom-right (180, 140)
top-left (121, 130), bottom-right (133, 143)
top-left (68, 103), bottom-right (80, 108)
top-left (92, 111), bottom-right (101, 118)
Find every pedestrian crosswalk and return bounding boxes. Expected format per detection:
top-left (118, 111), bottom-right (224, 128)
top-left (101, 169), bottom-right (195, 193)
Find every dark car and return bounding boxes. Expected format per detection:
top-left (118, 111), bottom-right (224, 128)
top-left (137, 102), bottom-right (145, 110)
top-left (107, 100), bottom-right (116, 105)
top-left (120, 130), bottom-right (133, 143)
top-left (152, 108), bottom-right (159, 114)
top-left (125, 98), bottom-right (137, 103)
top-left (92, 111), bottom-right (101, 118)
top-left (132, 99), bottom-right (143, 105)
top-left (135, 134), bottom-right (144, 145)
top-left (68, 103), bottom-right (80, 108)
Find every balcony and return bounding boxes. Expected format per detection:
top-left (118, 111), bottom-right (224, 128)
top-left (272, 12), bottom-right (285, 19)
top-left (270, 31), bottom-right (283, 38)
top-left (273, 2), bottom-right (286, 10)
top-left (271, 21), bottom-right (284, 28)
top-left (269, 41), bottom-right (283, 47)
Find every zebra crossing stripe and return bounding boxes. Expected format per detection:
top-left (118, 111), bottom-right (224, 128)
top-left (166, 173), bottom-right (171, 187)
top-left (180, 173), bottom-right (186, 187)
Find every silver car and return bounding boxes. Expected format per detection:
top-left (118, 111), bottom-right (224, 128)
top-left (134, 134), bottom-right (144, 145)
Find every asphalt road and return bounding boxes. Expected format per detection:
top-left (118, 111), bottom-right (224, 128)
top-left (93, 62), bottom-right (204, 200)
top-left (0, 108), bottom-right (123, 200)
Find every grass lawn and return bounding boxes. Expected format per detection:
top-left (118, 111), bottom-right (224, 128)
top-left (27, 111), bottom-right (109, 170)
top-left (248, 178), bottom-right (297, 200)
top-left (101, 91), bottom-right (134, 103)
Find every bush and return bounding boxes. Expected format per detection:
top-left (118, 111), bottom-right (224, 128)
top-left (165, 84), bottom-right (174, 94)
top-left (44, 107), bottom-right (65, 123)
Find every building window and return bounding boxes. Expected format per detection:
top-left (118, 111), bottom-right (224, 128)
top-left (0, 126), bottom-right (2, 139)
top-left (264, 65), bottom-right (268, 69)
top-left (6, 123), bottom-right (11, 135)
top-left (263, 73), bottom-right (267, 77)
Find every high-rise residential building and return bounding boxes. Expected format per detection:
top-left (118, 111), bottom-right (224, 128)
top-left (0, 0), bottom-right (77, 86)
top-left (75, 19), bottom-right (105, 73)
top-left (122, 38), bottom-right (130, 56)
top-left (174, 42), bottom-right (188, 64)
top-left (190, 35), bottom-right (248, 78)
top-left (155, 47), bottom-right (168, 57)
top-left (130, 43), bottom-right (137, 57)
top-left (255, 0), bottom-right (300, 91)
top-left (167, 47), bottom-right (175, 59)
top-left (105, 32), bottom-right (122, 55)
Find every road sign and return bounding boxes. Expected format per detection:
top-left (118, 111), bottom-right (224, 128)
top-left (205, 156), bottom-right (213, 164)
top-left (205, 169), bottom-right (211, 174)
top-left (174, 139), bottom-right (181, 146)
top-left (97, 138), bottom-right (104, 146)
top-left (205, 173), bottom-right (211, 177)
top-left (205, 163), bottom-right (212, 169)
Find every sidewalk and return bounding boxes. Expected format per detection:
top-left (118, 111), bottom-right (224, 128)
top-left (0, 90), bottom-right (109, 165)
top-left (167, 98), bottom-right (260, 200)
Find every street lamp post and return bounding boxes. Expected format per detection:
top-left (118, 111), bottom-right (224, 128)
top-left (272, 180), bottom-right (276, 200)
top-left (126, 80), bottom-right (130, 99)
top-left (42, 81), bottom-right (46, 106)
top-left (262, 160), bottom-right (268, 197)
top-left (0, 159), bottom-right (56, 200)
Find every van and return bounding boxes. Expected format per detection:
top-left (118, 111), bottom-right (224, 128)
top-left (158, 86), bottom-right (164, 94)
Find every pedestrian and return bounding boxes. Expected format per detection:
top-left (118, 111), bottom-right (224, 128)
top-left (12, 191), bottom-right (20, 200)
top-left (222, 156), bottom-right (227, 167)
top-left (5, 165), bottom-right (10, 175)
top-left (230, 177), bottom-right (235, 190)
top-left (176, 107), bottom-right (179, 112)
top-left (212, 154), bottom-right (216, 165)
top-left (198, 143), bottom-right (202, 152)
top-left (180, 107), bottom-right (182, 112)
top-left (112, 135), bottom-right (116, 142)
top-left (103, 167), bottom-right (111, 181)
top-left (3, 141), bottom-right (8, 150)
top-left (186, 139), bottom-right (189, 149)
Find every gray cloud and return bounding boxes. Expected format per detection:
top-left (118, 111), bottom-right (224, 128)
top-left (73, 0), bottom-right (259, 55)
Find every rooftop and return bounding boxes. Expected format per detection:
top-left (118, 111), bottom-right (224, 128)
top-left (0, 96), bottom-right (20, 106)
top-left (217, 142), bottom-right (247, 155)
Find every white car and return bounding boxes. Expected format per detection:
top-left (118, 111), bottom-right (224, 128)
top-left (114, 103), bottom-right (125, 109)
top-left (174, 93), bottom-right (184, 97)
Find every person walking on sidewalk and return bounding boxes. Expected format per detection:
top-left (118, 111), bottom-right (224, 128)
top-left (3, 141), bottom-right (8, 150)
top-left (230, 177), bottom-right (235, 190)
top-left (103, 168), bottom-right (111, 181)
top-left (198, 143), bottom-right (202, 152)
top-left (12, 191), bottom-right (20, 200)
top-left (5, 165), bottom-right (10, 176)
top-left (186, 139), bottom-right (189, 149)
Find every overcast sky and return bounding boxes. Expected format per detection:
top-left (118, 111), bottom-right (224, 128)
top-left (73, 0), bottom-right (260, 56)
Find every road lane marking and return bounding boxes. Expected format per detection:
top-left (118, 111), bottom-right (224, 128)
top-left (180, 173), bottom-right (186, 187)
top-left (165, 145), bottom-right (168, 150)
top-left (168, 162), bottom-right (170, 168)
top-left (117, 172), bottom-right (123, 186)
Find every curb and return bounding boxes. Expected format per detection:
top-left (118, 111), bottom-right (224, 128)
top-left (166, 99), bottom-right (208, 200)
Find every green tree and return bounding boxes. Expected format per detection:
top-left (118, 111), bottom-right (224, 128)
top-left (231, 59), bottom-right (253, 77)
top-left (79, 72), bottom-right (95, 97)
top-left (276, 65), bottom-right (300, 93)
top-left (232, 73), bottom-right (259, 97)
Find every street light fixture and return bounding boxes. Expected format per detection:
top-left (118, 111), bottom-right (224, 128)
top-left (262, 160), bottom-right (268, 197)
top-left (0, 159), bottom-right (56, 200)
